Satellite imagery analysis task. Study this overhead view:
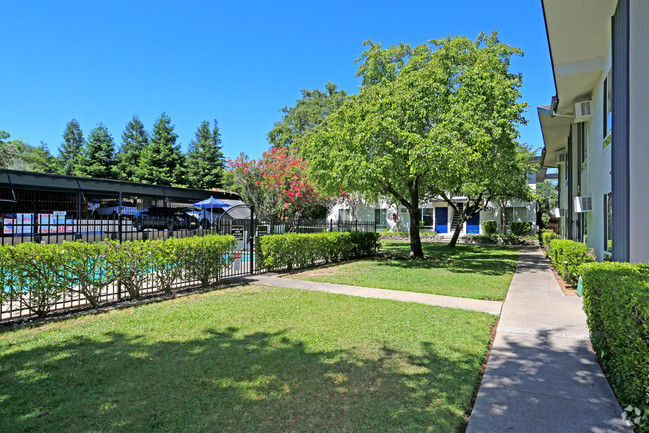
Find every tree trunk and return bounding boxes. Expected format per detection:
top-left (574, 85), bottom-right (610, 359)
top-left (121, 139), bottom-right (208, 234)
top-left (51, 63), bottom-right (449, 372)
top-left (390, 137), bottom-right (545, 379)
top-left (408, 185), bottom-right (424, 259)
top-left (409, 210), bottom-right (424, 258)
top-left (447, 216), bottom-right (465, 248)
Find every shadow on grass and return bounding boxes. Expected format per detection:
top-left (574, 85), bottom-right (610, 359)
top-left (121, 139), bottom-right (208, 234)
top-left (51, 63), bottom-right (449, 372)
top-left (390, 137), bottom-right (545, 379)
top-left (0, 327), bottom-right (483, 432)
top-left (374, 243), bottom-right (521, 277)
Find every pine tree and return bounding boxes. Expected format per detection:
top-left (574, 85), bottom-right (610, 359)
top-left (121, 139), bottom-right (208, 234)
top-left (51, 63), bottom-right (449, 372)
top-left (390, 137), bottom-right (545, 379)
top-left (138, 113), bottom-right (184, 185)
top-left (59, 119), bottom-right (84, 175)
top-left (75, 123), bottom-right (117, 179)
top-left (185, 120), bottom-right (225, 189)
top-left (116, 116), bottom-right (148, 181)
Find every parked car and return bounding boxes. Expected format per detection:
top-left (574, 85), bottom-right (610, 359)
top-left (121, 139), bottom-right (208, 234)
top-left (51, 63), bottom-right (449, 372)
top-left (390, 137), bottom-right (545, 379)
top-left (92, 201), bottom-right (138, 220)
top-left (181, 207), bottom-right (225, 228)
top-left (133, 207), bottom-right (199, 231)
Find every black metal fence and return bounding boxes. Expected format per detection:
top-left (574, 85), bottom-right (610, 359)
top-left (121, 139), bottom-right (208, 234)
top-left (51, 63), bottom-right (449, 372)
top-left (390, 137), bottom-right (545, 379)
top-left (0, 213), bottom-right (376, 322)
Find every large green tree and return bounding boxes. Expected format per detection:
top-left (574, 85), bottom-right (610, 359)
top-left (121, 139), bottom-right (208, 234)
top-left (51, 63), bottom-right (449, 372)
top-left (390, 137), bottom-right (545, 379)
top-left (268, 82), bottom-right (347, 150)
top-left (185, 120), bottom-right (225, 189)
top-left (138, 113), bottom-right (184, 186)
top-left (116, 116), bottom-right (148, 181)
top-left (304, 33), bottom-right (530, 257)
top-left (59, 119), bottom-right (84, 175)
top-left (427, 33), bottom-right (531, 247)
top-left (0, 130), bottom-right (12, 167)
top-left (75, 123), bottom-right (117, 179)
top-left (0, 131), bottom-right (58, 173)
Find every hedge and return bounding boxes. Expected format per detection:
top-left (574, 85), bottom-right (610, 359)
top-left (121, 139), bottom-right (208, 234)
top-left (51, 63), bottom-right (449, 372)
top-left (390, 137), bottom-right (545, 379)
top-left (256, 231), bottom-right (380, 272)
top-left (482, 220), bottom-right (497, 235)
top-left (580, 262), bottom-right (649, 431)
top-left (539, 229), bottom-right (560, 249)
top-left (0, 234), bottom-right (236, 317)
top-left (548, 239), bottom-right (595, 285)
top-left (510, 221), bottom-right (532, 236)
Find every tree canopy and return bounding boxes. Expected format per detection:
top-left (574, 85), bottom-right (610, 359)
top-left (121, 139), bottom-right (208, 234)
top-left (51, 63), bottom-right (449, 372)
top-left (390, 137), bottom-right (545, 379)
top-left (116, 116), bottom-right (149, 182)
top-left (59, 120), bottom-right (84, 175)
top-left (303, 32), bottom-right (531, 257)
top-left (75, 123), bottom-right (117, 179)
top-left (226, 147), bottom-right (327, 219)
top-left (138, 113), bottom-right (184, 186)
top-left (185, 120), bottom-right (225, 189)
top-left (267, 82), bottom-right (347, 151)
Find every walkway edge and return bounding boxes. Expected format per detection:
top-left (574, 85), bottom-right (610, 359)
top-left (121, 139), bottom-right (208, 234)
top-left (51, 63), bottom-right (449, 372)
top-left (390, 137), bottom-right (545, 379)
top-left (236, 275), bottom-right (503, 315)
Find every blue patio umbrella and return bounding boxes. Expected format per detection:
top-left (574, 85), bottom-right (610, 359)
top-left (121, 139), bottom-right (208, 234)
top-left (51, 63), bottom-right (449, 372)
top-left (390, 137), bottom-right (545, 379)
top-left (192, 197), bottom-right (232, 225)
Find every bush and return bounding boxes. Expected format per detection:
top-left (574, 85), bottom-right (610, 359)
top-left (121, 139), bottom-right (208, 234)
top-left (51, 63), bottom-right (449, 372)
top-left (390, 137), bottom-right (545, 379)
top-left (548, 239), bottom-right (595, 285)
top-left (510, 221), bottom-right (532, 236)
top-left (257, 231), bottom-right (380, 272)
top-left (482, 220), bottom-right (497, 235)
top-left (60, 240), bottom-right (119, 307)
top-left (540, 229), bottom-right (560, 248)
top-left (4, 242), bottom-right (71, 317)
top-left (105, 239), bottom-right (154, 300)
top-left (580, 262), bottom-right (649, 432)
top-left (184, 234), bottom-right (236, 287)
top-left (149, 237), bottom-right (193, 294)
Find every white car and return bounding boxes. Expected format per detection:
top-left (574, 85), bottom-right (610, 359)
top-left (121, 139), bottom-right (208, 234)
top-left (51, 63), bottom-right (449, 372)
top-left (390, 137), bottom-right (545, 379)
top-left (93, 201), bottom-right (138, 219)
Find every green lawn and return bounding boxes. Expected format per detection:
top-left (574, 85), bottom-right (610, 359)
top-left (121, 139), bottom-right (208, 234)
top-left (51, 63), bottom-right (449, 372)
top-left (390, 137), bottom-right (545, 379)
top-left (291, 241), bottom-right (521, 301)
top-left (0, 285), bottom-right (494, 433)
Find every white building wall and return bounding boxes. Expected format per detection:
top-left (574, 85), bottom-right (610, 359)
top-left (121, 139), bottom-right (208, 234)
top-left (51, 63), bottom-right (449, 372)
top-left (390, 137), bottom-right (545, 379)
top-left (580, 26), bottom-right (612, 261)
top-left (628, 0), bottom-right (649, 262)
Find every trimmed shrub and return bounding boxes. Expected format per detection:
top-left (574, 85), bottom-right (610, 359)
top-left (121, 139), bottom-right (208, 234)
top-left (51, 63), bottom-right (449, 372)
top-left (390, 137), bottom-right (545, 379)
top-left (149, 237), bottom-right (192, 294)
top-left (482, 220), bottom-right (497, 235)
top-left (4, 242), bottom-right (71, 317)
top-left (510, 221), bottom-right (532, 236)
top-left (548, 239), bottom-right (595, 285)
top-left (540, 229), bottom-right (560, 249)
top-left (60, 240), bottom-right (118, 307)
top-left (184, 234), bottom-right (236, 287)
top-left (256, 231), bottom-right (380, 272)
top-left (105, 239), bottom-right (154, 300)
top-left (580, 262), bottom-right (649, 431)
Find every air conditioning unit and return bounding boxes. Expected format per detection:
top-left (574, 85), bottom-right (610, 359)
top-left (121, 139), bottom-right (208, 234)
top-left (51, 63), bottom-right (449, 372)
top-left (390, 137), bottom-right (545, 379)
top-left (574, 196), bottom-right (593, 213)
top-left (558, 153), bottom-right (567, 163)
top-left (574, 101), bottom-right (592, 122)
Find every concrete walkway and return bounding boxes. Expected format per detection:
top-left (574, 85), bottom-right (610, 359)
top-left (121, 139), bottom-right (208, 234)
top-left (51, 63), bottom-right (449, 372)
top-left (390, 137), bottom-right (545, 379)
top-left (466, 247), bottom-right (631, 433)
top-left (238, 274), bottom-right (503, 315)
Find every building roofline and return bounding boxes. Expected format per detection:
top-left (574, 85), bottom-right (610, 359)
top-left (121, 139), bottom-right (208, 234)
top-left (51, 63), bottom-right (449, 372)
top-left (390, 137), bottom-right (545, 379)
top-left (0, 169), bottom-right (242, 202)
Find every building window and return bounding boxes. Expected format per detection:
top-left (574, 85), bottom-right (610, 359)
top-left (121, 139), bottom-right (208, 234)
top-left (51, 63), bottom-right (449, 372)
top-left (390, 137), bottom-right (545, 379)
top-left (419, 207), bottom-right (434, 227)
top-left (339, 208), bottom-right (351, 222)
top-left (579, 122), bottom-right (587, 169)
top-left (604, 193), bottom-right (612, 253)
top-left (505, 206), bottom-right (528, 223)
top-left (374, 208), bottom-right (387, 228)
top-left (603, 70), bottom-right (613, 148)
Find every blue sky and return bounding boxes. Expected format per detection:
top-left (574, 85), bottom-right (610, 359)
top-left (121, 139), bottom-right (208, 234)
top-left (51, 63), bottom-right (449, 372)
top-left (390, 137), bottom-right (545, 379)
top-left (1, 0), bottom-right (553, 162)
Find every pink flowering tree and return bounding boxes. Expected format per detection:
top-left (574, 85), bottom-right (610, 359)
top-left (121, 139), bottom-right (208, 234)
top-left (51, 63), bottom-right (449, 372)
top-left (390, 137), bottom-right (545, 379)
top-left (227, 147), bottom-right (328, 219)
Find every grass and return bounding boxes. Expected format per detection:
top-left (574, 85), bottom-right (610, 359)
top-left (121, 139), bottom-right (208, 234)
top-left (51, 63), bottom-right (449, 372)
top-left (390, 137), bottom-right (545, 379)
top-left (291, 241), bottom-right (521, 301)
top-left (0, 285), bottom-right (495, 433)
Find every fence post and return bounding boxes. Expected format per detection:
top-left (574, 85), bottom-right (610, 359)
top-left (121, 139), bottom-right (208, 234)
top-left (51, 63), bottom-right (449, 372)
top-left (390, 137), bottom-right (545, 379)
top-left (250, 205), bottom-right (255, 275)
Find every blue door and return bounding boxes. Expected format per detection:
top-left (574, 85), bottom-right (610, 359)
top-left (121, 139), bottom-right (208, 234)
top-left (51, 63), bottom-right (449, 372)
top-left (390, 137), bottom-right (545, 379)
top-left (466, 212), bottom-right (480, 234)
top-left (435, 207), bottom-right (448, 233)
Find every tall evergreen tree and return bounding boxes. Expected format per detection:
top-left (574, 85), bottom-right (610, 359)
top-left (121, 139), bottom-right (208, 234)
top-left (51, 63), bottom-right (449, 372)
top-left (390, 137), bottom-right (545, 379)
top-left (116, 116), bottom-right (148, 181)
top-left (139, 113), bottom-right (184, 185)
top-left (59, 119), bottom-right (84, 175)
top-left (185, 120), bottom-right (225, 189)
top-left (75, 123), bottom-right (117, 179)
